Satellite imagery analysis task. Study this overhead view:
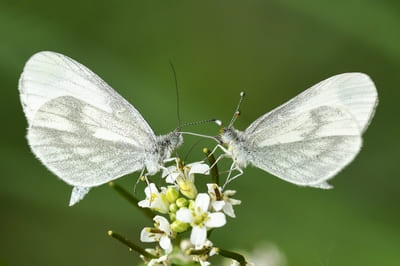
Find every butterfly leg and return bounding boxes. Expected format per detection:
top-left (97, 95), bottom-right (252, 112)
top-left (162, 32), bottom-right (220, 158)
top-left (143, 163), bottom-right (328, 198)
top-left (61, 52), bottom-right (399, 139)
top-left (160, 165), bottom-right (173, 177)
top-left (134, 167), bottom-right (147, 193)
top-left (208, 144), bottom-right (229, 157)
top-left (223, 163), bottom-right (243, 189)
top-left (163, 157), bottom-right (177, 163)
top-left (204, 144), bottom-right (231, 171)
top-left (227, 166), bottom-right (243, 184)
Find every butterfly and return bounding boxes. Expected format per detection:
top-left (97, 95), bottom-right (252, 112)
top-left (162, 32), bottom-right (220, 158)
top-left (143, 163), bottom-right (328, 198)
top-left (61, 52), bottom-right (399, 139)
top-left (216, 73), bottom-right (378, 188)
top-left (19, 51), bottom-right (183, 205)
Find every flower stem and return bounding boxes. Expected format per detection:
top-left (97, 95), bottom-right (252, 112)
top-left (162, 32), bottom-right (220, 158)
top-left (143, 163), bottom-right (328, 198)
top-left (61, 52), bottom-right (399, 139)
top-left (108, 182), bottom-right (154, 220)
top-left (217, 248), bottom-right (247, 265)
top-left (203, 148), bottom-right (219, 185)
top-left (107, 230), bottom-right (157, 259)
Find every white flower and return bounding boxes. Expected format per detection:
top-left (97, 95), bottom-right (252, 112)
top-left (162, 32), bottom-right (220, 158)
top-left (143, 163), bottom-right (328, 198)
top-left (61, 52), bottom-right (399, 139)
top-left (148, 255), bottom-right (169, 266)
top-left (199, 259), bottom-right (211, 266)
top-left (163, 160), bottom-right (209, 199)
top-left (140, 247), bottom-right (170, 266)
top-left (192, 240), bottom-right (218, 266)
top-left (163, 160), bottom-right (210, 184)
top-left (207, 183), bottom-right (241, 218)
top-left (138, 183), bottom-right (169, 214)
top-left (176, 193), bottom-right (226, 247)
top-left (141, 215), bottom-right (174, 254)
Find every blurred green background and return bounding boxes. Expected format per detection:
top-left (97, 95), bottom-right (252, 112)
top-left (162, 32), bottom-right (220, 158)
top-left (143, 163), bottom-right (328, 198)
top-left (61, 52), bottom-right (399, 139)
top-left (1, 0), bottom-right (399, 265)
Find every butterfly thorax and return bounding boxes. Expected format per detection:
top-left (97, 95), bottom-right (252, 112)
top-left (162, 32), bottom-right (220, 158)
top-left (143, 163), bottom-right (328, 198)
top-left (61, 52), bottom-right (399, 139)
top-left (219, 127), bottom-right (249, 168)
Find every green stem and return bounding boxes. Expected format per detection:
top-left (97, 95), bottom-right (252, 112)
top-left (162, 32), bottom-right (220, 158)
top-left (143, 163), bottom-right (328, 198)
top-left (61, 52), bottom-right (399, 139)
top-left (107, 230), bottom-right (157, 259)
top-left (218, 248), bottom-right (247, 265)
top-left (203, 148), bottom-right (219, 185)
top-left (108, 182), bottom-right (154, 221)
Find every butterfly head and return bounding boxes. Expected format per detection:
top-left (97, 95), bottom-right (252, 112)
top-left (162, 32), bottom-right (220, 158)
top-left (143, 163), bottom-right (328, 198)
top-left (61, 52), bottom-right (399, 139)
top-left (169, 130), bottom-right (184, 148)
top-left (218, 126), bottom-right (239, 145)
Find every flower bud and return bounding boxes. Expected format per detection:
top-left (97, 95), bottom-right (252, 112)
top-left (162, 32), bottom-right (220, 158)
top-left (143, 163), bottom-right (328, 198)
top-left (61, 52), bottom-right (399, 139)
top-left (169, 203), bottom-right (178, 213)
top-left (166, 186), bottom-right (179, 203)
top-left (188, 200), bottom-right (195, 210)
top-left (169, 212), bottom-right (176, 221)
top-left (176, 197), bottom-right (188, 208)
top-left (171, 220), bottom-right (189, 233)
top-left (176, 177), bottom-right (197, 199)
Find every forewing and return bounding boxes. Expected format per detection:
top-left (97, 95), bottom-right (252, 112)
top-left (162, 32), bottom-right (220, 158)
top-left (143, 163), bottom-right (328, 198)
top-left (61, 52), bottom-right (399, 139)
top-left (245, 106), bottom-right (362, 187)
top-left (18, 51), bottom-right (156, 143)
top-left (27, 96), bottom-right (152, 187)
top-left (246, 73), bottom-right (377, 134)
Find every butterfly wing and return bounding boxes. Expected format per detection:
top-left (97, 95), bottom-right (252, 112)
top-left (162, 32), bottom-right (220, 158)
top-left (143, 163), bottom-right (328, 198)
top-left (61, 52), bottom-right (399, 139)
top-left (19, 51), bottom-right (158, 187)
top-left (27, 96), bottom-right (152, 187)
top-left (243, 73), bottom-right (377, 187)
top-left (246, 73), bottom-right (377, 134)
top-left (19, 51), bottom-right (155, 138)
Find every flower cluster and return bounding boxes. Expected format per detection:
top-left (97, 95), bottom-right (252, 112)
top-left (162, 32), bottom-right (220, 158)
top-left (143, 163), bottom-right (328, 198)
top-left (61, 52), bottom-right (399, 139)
top-left (137, 159), bottom-right (241, 265)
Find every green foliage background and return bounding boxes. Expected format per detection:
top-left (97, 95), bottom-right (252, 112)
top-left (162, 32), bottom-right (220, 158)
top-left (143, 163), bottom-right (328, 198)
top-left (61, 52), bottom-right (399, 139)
top-left (1, 1), bottom-right (399, 265)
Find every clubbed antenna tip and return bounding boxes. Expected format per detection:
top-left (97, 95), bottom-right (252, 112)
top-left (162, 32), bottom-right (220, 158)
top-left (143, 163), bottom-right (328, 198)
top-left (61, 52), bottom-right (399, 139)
top-left (229, 92), bottom-right (245, 128)
top-left (214, 119), bottom-right (223, 126)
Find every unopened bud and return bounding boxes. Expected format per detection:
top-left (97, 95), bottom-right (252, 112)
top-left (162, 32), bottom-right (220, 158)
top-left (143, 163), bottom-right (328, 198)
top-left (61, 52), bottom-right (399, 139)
top-left (188, 200), bottom-right (195, 210)
top-left (171, 220), bottom-right (189, 233)
top-left (177, 177), bottom-right (197, 199)
top-left (176, 197), bottom-right (188, 208)
top-left (169, 203), bottom-right (178, 213)
top-left (166, 186), bottom-right (179, 203)
top-left (169, 212), bottom-right (176, 221)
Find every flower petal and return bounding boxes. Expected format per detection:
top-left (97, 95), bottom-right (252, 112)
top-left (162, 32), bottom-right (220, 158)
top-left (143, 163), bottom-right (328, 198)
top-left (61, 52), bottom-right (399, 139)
top-left (195, 193), bottom-right (210, 213)
top-left (140, 227), bottom-right (158, 242)
top-left (151, 196), bottom-right (170, 214)
top-left (145, 183), bottom-right (158, 197)
top-left (224, 189), bottom-right (237, 196)
top-left (211, 200), bottom-right (225, 211)
top-left (199, 260), bottom-right (211, 266)
top-left (176, 208), bottom-right (193, 223)
top-left (148, 255), bottom-right (168, 266)
top-left (162, 165), bottom-right (176, 178)
top-left (223, 202), bottom-right (236, 218)
top-left (229, 198), bottom-right (242, 205)
top-left (154, 215), bottom-right (170, 234)
top-left (206, 183), bottom-right (216, 193)
top-left (190, 225), bottom-right (207, 246)
top-left (138, 199), bottom-right (151, 208)
top-left (167, 172), bottom-right (181, 184)
top-left (205, 212), bottom-right (226, 228)
top-left (189, 162), bottom-right (210, 175)
top-left (160, 236), bottom-right (172, 254)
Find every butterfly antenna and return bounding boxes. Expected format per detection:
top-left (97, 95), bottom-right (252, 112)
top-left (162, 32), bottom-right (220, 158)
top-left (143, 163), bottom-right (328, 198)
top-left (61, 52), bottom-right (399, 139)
top-left (169, 60), bottom-right (181, 130)
top-left (178, 118), bottom-right (221, 142)
top-left (228, 91), bottom-right (245, 128)
top-left (180, 118), bottom-right (222, 129)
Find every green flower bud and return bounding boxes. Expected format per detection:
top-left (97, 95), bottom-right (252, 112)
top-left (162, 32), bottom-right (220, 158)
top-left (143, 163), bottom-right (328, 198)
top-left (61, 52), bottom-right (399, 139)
top-left (169, 203), bottom-right (178, 213)
top-left (166, 186), bottom-right (179, 203)
top-left (169, 212), bottom-right (176, 221)
top-left (176, 197), bottom-right (188, 208)
top-left (177, 177), bottom-right (197, 199)
top-left (188, 200), bottom-right (195, 210)
top-left (171, 220), bottom-right (189, 233)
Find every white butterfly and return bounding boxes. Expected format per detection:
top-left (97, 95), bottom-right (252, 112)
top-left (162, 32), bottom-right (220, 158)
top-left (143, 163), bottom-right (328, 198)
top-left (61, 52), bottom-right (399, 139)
top-left (216, 73), bottom-right (378, 188)
top-left (19, 51), bottom-right (183, 205)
